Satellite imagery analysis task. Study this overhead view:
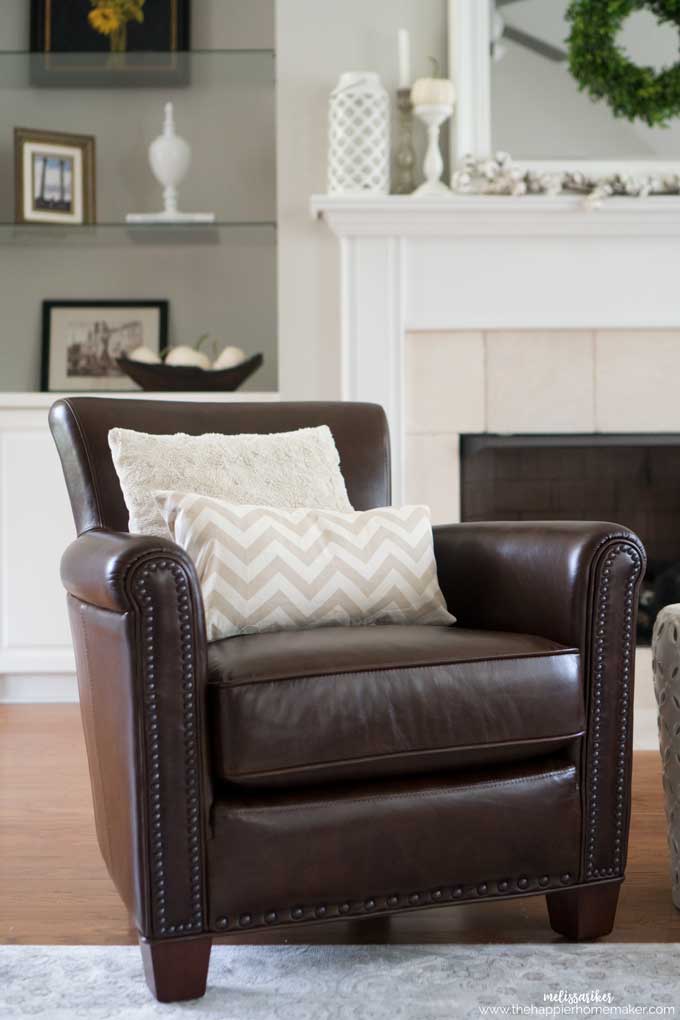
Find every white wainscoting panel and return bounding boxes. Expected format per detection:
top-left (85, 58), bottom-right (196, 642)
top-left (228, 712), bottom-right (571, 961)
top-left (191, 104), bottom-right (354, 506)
top-left (0, 408), bottom-right (76, 693)
top-left (1, 426), bottom-right (75, 649)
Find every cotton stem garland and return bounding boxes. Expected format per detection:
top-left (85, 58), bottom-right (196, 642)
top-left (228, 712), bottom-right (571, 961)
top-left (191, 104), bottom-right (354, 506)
top-left (452, 152), bottom-right (680, 210)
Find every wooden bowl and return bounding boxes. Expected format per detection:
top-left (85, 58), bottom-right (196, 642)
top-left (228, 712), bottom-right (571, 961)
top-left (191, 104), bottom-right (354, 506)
top-left (117, 353), bottom-right (264, 393)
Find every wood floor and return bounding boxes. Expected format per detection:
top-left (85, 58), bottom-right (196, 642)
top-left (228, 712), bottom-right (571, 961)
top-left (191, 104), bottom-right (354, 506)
top-left (1, 705), bottom-right (678, 946)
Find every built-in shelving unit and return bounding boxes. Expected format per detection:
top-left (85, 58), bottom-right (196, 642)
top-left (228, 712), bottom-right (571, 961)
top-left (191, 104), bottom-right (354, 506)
top-left (0, 28), bottom-right (278, 393)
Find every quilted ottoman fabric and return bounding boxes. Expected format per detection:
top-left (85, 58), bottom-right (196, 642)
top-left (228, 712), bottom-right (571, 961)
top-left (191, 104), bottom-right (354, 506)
top-left (652, 604), bottom-right (680, 908)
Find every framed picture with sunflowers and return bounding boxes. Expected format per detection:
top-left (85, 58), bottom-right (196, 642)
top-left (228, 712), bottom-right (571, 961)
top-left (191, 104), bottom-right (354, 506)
top-left (30, 0), bottom-right (191, 87)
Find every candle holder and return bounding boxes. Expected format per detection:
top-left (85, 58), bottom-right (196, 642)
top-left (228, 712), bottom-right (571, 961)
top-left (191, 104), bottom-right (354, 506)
top-left (414, 103), bottom-right (453, 198)
top-left (394, 88), bottom-right (417, 195)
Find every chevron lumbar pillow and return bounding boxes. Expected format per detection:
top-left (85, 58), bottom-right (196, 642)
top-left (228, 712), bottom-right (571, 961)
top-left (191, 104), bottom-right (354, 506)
top-left (155, 492), bottom-right (456, 641)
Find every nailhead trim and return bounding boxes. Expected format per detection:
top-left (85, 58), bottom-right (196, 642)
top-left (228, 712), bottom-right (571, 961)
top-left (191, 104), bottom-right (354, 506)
top-left (585, 543), bottom-right (642, 882)
top-left (213, 872), bottom-right (572, 932)
top-left (133, 560), bottom-right (204, 938)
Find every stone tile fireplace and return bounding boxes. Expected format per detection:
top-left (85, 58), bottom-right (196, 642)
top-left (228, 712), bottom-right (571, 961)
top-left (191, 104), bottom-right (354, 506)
top-left (403, 328), bottom-right (680, 527)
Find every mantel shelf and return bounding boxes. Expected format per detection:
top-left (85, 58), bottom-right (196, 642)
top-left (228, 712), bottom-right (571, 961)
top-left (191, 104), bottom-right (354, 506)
top-left (311, 194), bottom-right (680, 238)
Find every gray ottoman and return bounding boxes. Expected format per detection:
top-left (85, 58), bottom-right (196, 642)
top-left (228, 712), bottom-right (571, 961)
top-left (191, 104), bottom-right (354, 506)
top-left (652, 604), bottom-right (680, 909)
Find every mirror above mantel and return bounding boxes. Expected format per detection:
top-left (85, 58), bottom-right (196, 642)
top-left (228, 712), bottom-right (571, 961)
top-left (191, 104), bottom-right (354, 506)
top-left (449, 0), bottom-right (680, 172)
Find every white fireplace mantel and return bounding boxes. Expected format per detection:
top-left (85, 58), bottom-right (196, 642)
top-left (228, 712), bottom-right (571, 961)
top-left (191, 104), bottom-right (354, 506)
top-left (312, 194), bottom-right (680, 237)
top-left (312, 194), bottom-right (680, 501)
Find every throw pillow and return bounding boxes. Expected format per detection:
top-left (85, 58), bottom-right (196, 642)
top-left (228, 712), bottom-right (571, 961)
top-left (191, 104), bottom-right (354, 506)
top-left (156, 492), bottom-right (456, 641)
top-left (108, 426), bottom-right (353, 538)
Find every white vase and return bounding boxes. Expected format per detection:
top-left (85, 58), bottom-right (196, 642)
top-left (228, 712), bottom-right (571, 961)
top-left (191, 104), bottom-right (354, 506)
top-left (126, 102), bottom-right (215, 224)
top-left (328, 72), bottom-right (390, 195)
top-left (149, 102), bottom-right (192, 217)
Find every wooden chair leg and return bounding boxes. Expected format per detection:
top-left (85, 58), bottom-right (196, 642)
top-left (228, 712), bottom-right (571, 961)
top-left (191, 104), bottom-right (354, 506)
top-left (140, 936), bottom-right (212, 1003)
top-left (547, 882), bottom-right (621, 940)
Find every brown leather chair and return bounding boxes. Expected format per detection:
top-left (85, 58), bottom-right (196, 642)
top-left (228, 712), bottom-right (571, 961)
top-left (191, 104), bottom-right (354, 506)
top-left (50, 397), bottom-right (646, 1003)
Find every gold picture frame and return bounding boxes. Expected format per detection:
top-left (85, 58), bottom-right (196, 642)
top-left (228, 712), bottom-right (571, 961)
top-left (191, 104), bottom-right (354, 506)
top-left (15, 128), bottom-right (97, 226)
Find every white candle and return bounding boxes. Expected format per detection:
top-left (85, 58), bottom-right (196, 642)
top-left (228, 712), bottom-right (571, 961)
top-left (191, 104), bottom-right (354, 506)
top-left (398, 29), bottom-right (411, 90)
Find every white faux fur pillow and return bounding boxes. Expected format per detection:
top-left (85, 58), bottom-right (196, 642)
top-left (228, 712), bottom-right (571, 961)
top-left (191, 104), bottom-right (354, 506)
top-left (109, 426), bottom-right (353, 538)
top-left (156, 492), bottom-right (456, 641)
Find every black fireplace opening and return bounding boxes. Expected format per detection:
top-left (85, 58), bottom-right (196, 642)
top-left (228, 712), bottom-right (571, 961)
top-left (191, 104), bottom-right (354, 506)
top-left (460, 434), bottom-right (680, 645)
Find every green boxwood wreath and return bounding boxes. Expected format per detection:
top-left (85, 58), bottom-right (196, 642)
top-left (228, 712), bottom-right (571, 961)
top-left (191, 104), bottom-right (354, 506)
top-left (567, 0), bottom-right (680, 126)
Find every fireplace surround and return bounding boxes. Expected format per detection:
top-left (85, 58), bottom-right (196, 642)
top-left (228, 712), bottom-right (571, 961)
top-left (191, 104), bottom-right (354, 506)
top-left (312, 194), bottom-right (680, 507)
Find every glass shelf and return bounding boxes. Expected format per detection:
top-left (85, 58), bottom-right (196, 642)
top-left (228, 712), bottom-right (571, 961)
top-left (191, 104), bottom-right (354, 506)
top-left (0, 222), bottom-right (277, 246)
top-left (0, 49), bottom-right (276, 88)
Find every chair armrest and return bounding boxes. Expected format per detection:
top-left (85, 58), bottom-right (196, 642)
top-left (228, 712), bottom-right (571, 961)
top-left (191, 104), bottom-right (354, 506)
top-left (62, 528), bottom-right (209, 941)
top-left (61, 528), bottom-right (198, 613)
top-left (433, 521), bottom-right (645, 650)
top-left (434, 520), bottom-right (646, 885)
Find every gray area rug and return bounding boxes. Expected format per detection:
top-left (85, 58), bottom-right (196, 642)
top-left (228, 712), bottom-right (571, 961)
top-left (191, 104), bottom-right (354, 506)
top-left (1, 944), bottom-right (679, 1019)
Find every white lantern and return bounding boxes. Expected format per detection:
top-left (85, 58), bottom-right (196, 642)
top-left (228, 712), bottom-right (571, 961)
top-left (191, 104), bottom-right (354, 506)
top-left (328, 72), bottom-right (390, 195)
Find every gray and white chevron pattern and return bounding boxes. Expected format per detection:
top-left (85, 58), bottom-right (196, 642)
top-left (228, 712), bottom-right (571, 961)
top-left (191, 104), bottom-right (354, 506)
top-left (156, 493), bottom-right (456, 641)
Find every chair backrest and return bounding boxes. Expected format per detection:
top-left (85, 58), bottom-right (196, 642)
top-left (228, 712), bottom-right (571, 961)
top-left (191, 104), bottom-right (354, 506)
top-left (49, 398), bottom-right (392, 536)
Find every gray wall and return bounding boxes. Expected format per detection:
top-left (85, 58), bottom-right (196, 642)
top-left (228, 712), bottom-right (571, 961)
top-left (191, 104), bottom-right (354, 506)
top-left (0, 0), bottom-right (277, 392)
top-left (276, 0), bottom-right (448, 402)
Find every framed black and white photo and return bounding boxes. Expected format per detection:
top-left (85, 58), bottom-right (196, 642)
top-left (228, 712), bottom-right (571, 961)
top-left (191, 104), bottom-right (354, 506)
top-left (30, 0), bottom-right (191, 87)
top-left (15, 129), bottom-right (96, 226)
top-left (41, 300), bottom-right (168, 392)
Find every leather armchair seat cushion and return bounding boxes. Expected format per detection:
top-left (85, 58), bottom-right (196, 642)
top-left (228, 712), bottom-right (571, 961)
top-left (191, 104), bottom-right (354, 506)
top-left (207, 625), bottom-right (584, 788)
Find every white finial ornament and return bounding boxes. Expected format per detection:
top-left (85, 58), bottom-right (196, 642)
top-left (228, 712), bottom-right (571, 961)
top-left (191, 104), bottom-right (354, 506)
top-left (126, 102), bottom-right (216, 224)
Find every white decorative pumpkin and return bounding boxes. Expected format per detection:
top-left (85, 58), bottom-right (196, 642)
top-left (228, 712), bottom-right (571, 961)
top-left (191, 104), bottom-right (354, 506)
top-left (127, 346), bottom-right (162, 365)
top-left (165, 346), bottom-right (212, 370)
top-left (211, 346), bottom-right (247, 371)
top-left (411, 75), bottom-right (455, 109)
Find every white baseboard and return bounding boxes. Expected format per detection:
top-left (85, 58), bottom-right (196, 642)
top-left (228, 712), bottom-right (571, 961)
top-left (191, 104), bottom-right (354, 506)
top-left (634, 647), bottom-right (658, 751)
top-left (633, 709), bottom-right (659, 752)
top-left (0, 674), bottom-right (78, 703)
